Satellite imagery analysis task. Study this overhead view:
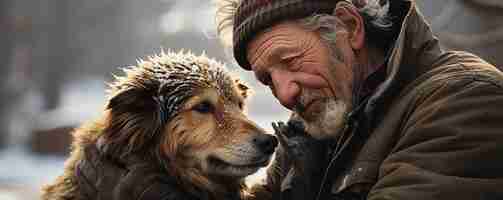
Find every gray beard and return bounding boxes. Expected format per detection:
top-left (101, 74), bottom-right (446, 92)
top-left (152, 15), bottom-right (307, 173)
top-left (290, 98), bottom-right (349, 140)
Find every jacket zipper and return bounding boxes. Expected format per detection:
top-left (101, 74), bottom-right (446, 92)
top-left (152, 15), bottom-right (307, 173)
top-left (315, 118), bottom-right (356, 200)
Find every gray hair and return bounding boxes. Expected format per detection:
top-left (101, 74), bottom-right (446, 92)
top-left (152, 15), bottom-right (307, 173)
top-left (215, 0), bottom-right (394, 50)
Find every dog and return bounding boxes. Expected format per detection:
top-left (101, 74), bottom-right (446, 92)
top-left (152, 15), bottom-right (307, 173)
top-left (41, 50), bottom-right (277, 200)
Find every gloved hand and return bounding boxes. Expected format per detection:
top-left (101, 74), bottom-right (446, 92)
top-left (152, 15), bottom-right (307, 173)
top-left (272, 119), bottom-right (329, 175)
top-left (272, 119), bottom-right (330, 200)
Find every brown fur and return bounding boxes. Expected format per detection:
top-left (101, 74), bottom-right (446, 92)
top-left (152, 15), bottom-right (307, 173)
top-left (41, 51), bottom-right (274, 200)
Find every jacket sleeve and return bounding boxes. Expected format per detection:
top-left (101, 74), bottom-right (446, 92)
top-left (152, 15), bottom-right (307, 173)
top-left (368, 79), bottom-right (503, 200)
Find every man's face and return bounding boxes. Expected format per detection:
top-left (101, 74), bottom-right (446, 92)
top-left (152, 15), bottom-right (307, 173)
top-left (246, 22), bottom-right (355, 139)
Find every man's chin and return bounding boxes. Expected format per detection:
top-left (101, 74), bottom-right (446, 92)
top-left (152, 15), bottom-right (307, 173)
top-left (303, 120), bottom-right (343, 140)
top-left (290, 99), bottom-right (349, 140)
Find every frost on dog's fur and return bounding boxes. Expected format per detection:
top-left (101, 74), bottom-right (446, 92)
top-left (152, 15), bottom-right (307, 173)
top-left (110, 50), bottom-right (246, 125)
top-left (104, 50), bottom-right (249, 158)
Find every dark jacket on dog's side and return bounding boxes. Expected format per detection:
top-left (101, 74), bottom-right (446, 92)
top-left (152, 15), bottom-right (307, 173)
top-left (74, 141), bottom-right (193, 200)
top-left (75, 139), bottom-right (240, 200)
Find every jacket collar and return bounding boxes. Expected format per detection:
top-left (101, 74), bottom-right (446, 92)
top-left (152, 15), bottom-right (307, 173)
top-left (320, 2), bottom-right (445, 195)
top-left (364, 0), bottom-right (443, 125)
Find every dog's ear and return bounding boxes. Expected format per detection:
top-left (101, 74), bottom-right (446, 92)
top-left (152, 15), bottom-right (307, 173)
top-left (102, 87), bottom-right (162, 158)
top-left (107, 88), bottom-right (156, 111)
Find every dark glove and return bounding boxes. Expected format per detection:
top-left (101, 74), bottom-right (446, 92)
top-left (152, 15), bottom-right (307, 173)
top-left (272, 120), bottom-right (329, 174)
top-left (272, 120), bottom-right (329, 200)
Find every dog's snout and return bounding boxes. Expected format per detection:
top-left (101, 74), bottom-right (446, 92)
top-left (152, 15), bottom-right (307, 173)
top-left (253, 134), bottom-right (278, 154)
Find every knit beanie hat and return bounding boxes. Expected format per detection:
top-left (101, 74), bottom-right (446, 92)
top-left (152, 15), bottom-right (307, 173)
top-left (233, 0), bottom-right (345, 70)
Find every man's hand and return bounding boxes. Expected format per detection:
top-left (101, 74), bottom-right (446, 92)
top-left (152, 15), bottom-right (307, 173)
top-left (272, 120), bottom-right (328, 174)
top-left (272, 120), bottom-right (329, 200)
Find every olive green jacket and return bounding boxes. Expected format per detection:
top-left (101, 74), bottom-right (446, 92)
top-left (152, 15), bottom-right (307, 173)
top-left (271, 0), bottom-right (503, 199)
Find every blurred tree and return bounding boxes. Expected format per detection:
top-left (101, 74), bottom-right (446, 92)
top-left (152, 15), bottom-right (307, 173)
top-left (0, 0), bottom-right (14, 149)
top-left (43, 0), bottom-right (70, 110)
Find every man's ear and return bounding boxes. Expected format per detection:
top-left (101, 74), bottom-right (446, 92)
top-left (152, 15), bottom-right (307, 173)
top-left (334, 1), bottom-right (365, 50)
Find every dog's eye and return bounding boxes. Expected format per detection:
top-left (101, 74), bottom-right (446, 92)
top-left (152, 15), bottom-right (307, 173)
top-left (193, 101), bottom-right (213, 113)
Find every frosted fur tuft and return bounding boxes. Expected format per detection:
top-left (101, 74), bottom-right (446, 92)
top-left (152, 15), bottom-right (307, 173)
top-left (107, 49), bottom-right (249, 123)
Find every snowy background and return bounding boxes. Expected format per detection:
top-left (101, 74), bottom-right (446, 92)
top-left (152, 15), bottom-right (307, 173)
top-left (1, 0), bottom-right (502, 199)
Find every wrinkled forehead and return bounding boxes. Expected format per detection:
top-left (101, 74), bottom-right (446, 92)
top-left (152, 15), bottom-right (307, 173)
top-left (246, 22), bottom-right (303, 57)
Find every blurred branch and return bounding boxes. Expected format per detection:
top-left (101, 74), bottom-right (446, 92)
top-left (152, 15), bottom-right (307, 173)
top-left (431, 0), bottom-right (503, 49)
top-left (468, 0), bottom-right (503, 8)
top-left (431, 0), bottom-right (503, 31)
top-left (73, 1), bottom-right (123, 21)
top-left (431, 0), bottom-right (460, 31)
top-left (438, 27), bottom-right (503, 48)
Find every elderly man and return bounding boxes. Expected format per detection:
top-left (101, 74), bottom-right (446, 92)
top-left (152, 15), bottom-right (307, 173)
top-left (216, 0), bottom-right (503, 199)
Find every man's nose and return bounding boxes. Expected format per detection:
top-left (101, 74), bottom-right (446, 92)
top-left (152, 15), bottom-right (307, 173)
top-left (271, 71), bottom-right (299, 110)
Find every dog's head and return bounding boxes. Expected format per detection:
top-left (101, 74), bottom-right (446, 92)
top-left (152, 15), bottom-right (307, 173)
top-left (100, 51), bottom-right (277, 182)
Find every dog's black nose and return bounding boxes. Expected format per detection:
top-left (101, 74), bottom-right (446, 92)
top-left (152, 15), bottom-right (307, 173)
top-left (253, 134), bottom-right (278, 154)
